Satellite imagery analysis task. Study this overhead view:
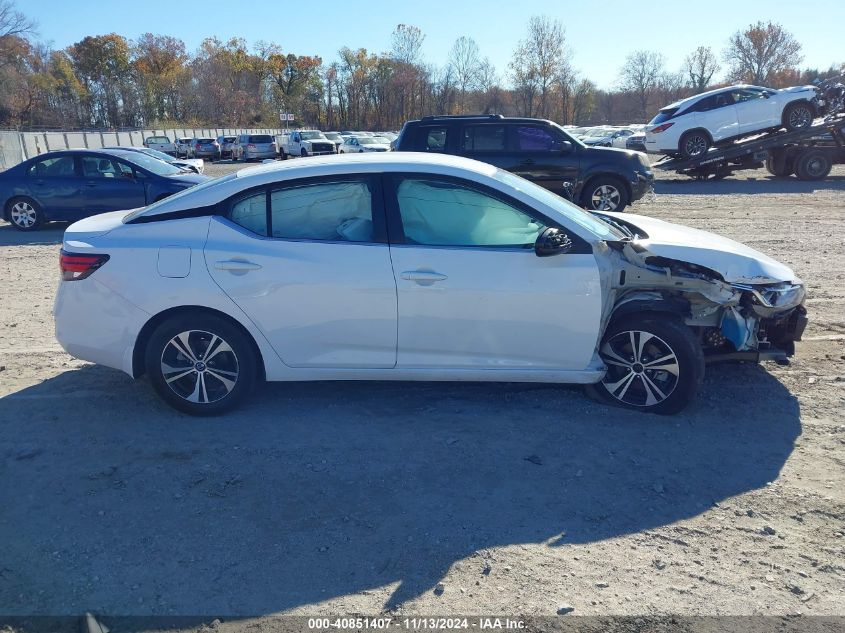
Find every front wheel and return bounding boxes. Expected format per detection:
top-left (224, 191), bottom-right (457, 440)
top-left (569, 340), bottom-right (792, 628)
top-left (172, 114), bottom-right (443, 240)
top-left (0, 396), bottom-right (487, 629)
top-left (587, 314), bottom-right (704, 415)
top-left (145, 313), bottom-right (258, 415)
top-left (7, 197), bottom-right (44, 231)
top-left (582, 176), bottom-right (629, 212)
top-left (783, 102), bottom-right (814, 131)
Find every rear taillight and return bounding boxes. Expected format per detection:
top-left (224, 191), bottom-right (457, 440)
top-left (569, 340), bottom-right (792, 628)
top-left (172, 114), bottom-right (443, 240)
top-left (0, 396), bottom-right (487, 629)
top-left (650, 122), bottom-right (674, 134)
top-left (59, 250), bottom-right (109, 281)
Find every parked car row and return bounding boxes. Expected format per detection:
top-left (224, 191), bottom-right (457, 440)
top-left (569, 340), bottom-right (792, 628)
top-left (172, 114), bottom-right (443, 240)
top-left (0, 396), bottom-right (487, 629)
top-left (277, 130), bottom-right (398, 158)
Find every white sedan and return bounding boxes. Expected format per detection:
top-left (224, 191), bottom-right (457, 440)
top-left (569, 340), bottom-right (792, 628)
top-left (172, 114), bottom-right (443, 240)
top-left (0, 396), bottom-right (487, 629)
top-left (54, 153), bottom-right (807, 415)
top-left (645, 84), bottom-right (818, 158)
top-left (339, 136), bottom-right (391, 153)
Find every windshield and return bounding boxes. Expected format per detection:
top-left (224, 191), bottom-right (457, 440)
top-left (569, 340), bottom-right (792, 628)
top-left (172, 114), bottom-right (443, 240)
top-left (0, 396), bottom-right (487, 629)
top-left (324, 133), bottom-right (342, 141)
top-left (124, 172), bottom-right (239, 222)
top-left (111, 150), bottom-right (183, 176)
top-left (495, 169), bottom-right (624, 241)
top-left (358, 137), bottom-right (383, 145)
top-left (300, 131), bottom-right (326, 140)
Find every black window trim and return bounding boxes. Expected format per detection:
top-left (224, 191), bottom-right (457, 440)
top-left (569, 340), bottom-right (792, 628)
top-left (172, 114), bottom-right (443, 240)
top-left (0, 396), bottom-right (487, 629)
top-left (381, 171), bottom-right (592, 254)
top-left (223, 173), bottom-right (389, 245)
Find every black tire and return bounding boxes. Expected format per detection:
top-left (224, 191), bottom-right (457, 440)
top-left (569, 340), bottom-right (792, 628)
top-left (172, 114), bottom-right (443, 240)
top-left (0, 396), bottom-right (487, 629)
top-left (581, 176), bottom-right (629, 212)
top-left (782, 102), bottom-right (814, 131)
top-left (6, 197), bottom-right (44, 231)
top-left (793, 150), bottom-right (832, 181)
top-left (231, 153), bottom-right (238, 162)
top-left (586, 313), bottom-right (704, 415)
top-left (301, 148), bottom-right (308, 158)
top-left (144, 313), bottom-right (258, 416)
top-left (765, 155), bottom-right (794, 178)
top-left (678, 130), bottom-right (710, 159)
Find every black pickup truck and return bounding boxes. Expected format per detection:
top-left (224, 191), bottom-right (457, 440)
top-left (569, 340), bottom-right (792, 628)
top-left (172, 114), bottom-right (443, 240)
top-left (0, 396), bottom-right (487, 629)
top-left (393, 115), bottom-right (654, 212)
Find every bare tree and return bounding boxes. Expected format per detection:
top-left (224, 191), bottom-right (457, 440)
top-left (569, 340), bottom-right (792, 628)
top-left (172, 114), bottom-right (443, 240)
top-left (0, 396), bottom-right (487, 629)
top-left (509, 15), bottom-right (567, 118)
top-left (723, 21), bottom-right (803, 85)
top-left (390, 24), bottom-right (424, 65)
top-left (684, 46), bottom-right (720, 92)
top-left (618, 50), bottom-right (665, 120)
top-left (448, 36), bottom-right (481, 112)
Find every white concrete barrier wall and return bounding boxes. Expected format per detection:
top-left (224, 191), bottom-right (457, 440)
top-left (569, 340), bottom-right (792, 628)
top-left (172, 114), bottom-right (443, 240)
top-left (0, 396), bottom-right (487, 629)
top-left (0, 127), bottom-right (286, 169)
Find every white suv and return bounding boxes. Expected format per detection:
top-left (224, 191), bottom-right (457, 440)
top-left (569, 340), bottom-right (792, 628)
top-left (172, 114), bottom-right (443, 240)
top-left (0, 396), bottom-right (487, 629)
top-left (645, 84), bottom-right (818, 159)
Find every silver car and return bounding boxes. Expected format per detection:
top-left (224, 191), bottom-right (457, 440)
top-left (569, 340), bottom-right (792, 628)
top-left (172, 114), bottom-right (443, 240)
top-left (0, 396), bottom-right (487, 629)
top-left (217, 135), bottom-right (237, 159)
top-left (233, 134), bottom-right (277, 161)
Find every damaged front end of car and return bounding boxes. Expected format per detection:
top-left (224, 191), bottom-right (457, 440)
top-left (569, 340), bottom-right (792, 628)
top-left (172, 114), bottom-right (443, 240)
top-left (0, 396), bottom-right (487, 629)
top-left (597, 239), bottom-right (807, 365)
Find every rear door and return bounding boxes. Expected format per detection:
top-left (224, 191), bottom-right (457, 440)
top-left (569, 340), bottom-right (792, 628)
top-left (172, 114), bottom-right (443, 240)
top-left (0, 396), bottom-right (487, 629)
top-left (692, 93), bottom-right (739, 142)
top-left (205, 175), bottom-right (397, 368)
top-left (25, 155), bottom-right (83, 219)
top-left (458, 123), bottom-right (514, 171)
top-left (508, 124), bottom-right (579, 194)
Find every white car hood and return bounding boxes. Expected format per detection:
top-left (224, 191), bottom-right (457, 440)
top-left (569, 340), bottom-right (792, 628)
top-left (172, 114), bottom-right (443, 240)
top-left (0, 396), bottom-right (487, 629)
top-left (604, 212), bottom-right (798, 284)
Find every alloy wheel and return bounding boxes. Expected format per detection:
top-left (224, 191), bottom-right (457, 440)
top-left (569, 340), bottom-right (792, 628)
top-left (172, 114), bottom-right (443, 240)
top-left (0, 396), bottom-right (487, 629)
top-left (788, 106), bottom-right (812, 129)
top-left (684, 135), bottom-right (707, 157)
top-left (599, 330), bottom-right (680, 407)
top-left (10, 201), bottom-right (37, 229)
top-left (160, 330), bottom-right (240, 404)
top-left (590, 185), bottom-right (621, 211)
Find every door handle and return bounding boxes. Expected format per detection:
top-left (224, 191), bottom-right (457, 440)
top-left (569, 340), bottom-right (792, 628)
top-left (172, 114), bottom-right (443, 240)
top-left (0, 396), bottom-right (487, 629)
top-left (215, 259), bottom-right (262, 271)
top-left (84, 181), bottom-right (98, 188)
top-left (401, 270), bottom-right (447, 282)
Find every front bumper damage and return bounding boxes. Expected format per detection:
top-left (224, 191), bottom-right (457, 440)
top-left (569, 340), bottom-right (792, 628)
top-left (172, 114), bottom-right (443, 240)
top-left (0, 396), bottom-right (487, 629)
top-left (602, 241), bottom-right (807, 364)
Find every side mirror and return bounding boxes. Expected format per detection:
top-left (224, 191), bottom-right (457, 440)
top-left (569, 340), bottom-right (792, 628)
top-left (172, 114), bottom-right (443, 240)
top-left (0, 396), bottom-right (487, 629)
top-left (535, 227), bottom-right (573, 257)
top-left (560, 140), bottom-right (573, 153)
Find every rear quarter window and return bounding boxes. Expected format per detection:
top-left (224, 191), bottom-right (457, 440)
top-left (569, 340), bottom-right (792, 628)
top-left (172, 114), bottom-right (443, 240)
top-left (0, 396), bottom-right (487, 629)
top-left (416, 126), bottom-right (448, 152)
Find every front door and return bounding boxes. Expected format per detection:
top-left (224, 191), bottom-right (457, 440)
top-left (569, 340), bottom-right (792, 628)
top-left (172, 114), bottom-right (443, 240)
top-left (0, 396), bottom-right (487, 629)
top-left (80, 155), bottom-right (146, 215)
top-left (384, 173), bottom-right (602, 370)
top-left (205, 175), bottom-right (397, 368)
top-left (507, 124), bottom-right (580, 196)
top-left (733, 87), bottom-right (779, 134)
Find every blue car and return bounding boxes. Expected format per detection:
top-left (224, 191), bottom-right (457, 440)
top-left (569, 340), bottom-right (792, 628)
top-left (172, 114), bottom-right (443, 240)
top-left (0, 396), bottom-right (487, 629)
top-left (0, 149), bottom-right (209, 231)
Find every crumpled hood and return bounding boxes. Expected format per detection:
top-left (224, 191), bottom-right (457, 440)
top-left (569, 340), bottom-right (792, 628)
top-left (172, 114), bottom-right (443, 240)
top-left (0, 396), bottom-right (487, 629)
top-left (605, 212), bottom-right (799, 284)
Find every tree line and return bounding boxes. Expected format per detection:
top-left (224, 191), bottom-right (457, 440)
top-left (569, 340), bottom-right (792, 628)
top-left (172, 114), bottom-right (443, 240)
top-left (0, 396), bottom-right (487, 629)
top-left (0, 1), bottom-right (841, 131)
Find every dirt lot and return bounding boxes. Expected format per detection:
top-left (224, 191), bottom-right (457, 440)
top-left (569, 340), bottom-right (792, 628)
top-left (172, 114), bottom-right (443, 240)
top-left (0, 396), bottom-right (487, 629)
top-left (0, 161), bottom-right (843, 628)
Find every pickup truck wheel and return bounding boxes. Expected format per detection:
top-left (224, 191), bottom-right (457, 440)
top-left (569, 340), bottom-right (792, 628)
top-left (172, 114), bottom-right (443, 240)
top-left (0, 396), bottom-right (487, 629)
top-left (783, 102), bottom-right (814, 131)
top-left (582, 176), bottom-right (629, 212)
top-left (300, 148), bottom-right (308, 158)
top-left (587, 314), bottom-right (704, 415)
top-left (679, 130), bottom-right (710, 159)
top-left (794, 149), bottom-right (832, 180)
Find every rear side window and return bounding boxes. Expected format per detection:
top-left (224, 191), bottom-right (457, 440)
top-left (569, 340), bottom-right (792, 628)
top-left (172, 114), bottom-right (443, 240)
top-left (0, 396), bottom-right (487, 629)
top-left (231, 192), bottom-right (268, 236)
top-left (462, 125), bottom-right (506, 151)
top-left (270, 181), bottom-right (374, 242)
top-left (28, 156), bottom-right (75, 178)
top-left (514, 126), bottom-right (561, 151)
top-left (417, 127), bottom-right (448, 152)
top-left (146, 136), bottom-right (169, 143)
top-left (249, 135), bottom-right (273, 143)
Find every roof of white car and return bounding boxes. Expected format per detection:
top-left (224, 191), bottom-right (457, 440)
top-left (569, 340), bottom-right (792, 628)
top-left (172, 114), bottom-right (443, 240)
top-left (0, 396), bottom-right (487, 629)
top-left (663, 84), bottom-right (764, 110)
top-left (133, 152), bottom-right (499, 218)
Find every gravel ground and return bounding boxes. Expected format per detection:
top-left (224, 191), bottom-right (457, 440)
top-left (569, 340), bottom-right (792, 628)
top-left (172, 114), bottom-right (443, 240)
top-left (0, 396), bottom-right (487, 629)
top-left (0, 160), bottom-right (843, 629)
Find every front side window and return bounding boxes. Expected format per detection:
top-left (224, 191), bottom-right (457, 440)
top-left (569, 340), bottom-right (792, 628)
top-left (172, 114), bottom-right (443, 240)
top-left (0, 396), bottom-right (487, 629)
top-left (270, 181), bottom-right (375, 242)
top-left (462, 125), bottom-right (506, 151)
top-left (28, 156), bottom-right (75, 178)
top-left (81, 156), bottom-right (121, 178)
top-left (394, 178), bottom-right (546, 248)
top-left (732, 88), bottom-right (765, 103)
top-left (515, 126), bottom-right (562, 151)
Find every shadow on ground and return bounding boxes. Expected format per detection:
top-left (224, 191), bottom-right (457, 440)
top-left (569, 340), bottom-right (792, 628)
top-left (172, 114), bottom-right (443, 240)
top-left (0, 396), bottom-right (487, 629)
top-left (0, 222), bottom-right (65, 247)
top-left (654, 175), bottom-right (845, 196)
top-left (0, 362), bottom-right (800, 626)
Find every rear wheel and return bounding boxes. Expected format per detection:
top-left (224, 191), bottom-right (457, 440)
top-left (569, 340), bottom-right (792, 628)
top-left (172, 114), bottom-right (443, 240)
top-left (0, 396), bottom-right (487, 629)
top-left (765, 155), bottom-right (794, 177)
top-left (678, 130), bottom-right (710, 159)
top-left (794, 149), bottom-right (832, 181)
top-left (7, 197), bottom-right (44, 231)
top-left (582, 176), bottom-right (629, 212)
top-left (587, 314), bottom-right (704, 415)
top-left (783, 102), bottom-right (814, 131)
top-left (144, 313), bottom-right (258, 415)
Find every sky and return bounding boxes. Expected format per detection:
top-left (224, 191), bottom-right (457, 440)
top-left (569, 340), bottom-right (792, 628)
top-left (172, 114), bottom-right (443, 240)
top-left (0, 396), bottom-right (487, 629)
top-left (23, 0), bottom-right (845, 89)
